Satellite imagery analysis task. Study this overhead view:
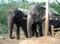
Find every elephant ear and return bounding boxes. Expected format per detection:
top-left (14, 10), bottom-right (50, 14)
top-left (40, 7), bottom-right (46, 20)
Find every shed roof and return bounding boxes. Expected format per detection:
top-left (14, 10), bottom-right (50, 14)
top-left (50, 8), bottom-right (59, 16)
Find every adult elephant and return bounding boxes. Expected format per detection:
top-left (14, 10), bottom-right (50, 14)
top-left (8, 8), bottom-right (28, 39)
top-left (27, 5), bottom-right (45, 38)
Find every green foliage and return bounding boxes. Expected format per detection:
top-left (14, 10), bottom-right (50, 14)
top-left (0, 1), bottom-right (21, 34)
top-left (39, 2), bottom-right (46, 6)
top-left (0, 25), bottom-right (8, 34)
top-left (50, 2), bottom-right (60, 14)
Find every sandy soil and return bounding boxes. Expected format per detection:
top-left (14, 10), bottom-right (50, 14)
top-left (0, 38), bottom-right (19, 44)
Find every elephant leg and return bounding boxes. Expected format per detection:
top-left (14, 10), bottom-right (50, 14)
top-left (9, 24), bottom-right (14, 39)
top-left (27, 15), bottom-right (34, 38)
top-left (23, 28), bottom-right (28, 38)
top-left (34, 24), bottom-right (38, 37)
top-left (8, 18), bottom-right (14, 39)
top-left (32, 23), bottom-right (38, 37)
top-left (15, 25), bottom-right (20, 39)
top-left (38, 22), bottom-right (43, 37)
top-left (8, 22), bottom-right (14, 39)
top-left (31, 23), bottom-right (35, 37)
top-left (21, 26), bottom-right (28, 38)
top-left (49, 25), bottom-right (52, 35)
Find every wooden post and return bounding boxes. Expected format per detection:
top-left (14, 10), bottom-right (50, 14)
top-left (51, 25), bottom-right (54, 36)
top-left (45, 0), bottom-right (49, 36)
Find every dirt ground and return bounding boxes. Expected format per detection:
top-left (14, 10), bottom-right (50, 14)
top-left (0, 33), bottom-right (26, 44)
top-left (0, 38), bottom-right (19, 44)
top-left (0, 37), bottom-right (29, 44)
top-left (0, 31), bottom-right (60, 44)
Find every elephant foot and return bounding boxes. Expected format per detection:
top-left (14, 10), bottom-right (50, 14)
top-left (10, 36), bottom-right (15, 39)
top-left (28, 37), bottom-right (31, 38)
top-left (25, 36), bottom-right (28, 38)
top-left (27, 35), bottom-right (31, 38)
top-left (40, 34), bottom-right (43, 37)
top-left (31, 33), bottom-right (34, 37)
top-left (35, 32), bottom-right (39, 37)
top-left (16, 37), bottom-right (20, 40)
top-left (36, 34), bottom-right (39, 37)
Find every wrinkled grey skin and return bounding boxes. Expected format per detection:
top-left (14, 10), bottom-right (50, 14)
top-left (27, 5), bottom-right (45, 38)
